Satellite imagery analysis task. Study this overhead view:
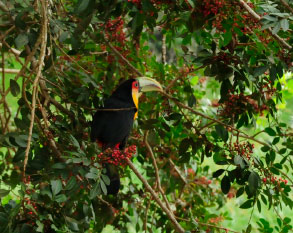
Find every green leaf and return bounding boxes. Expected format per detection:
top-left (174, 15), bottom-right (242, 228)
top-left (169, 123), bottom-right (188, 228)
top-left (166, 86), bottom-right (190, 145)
top-left (0, 189), bottom-right (10, 197)
top-left (279, 148), bottom-right (287, 154)
top-left (89, 182), bottom-right (101, 199)
top-left (237, 114), bottom-right (248, 128)
top-left (265, 127), bottom-right (276, 136)
top-left (261, 195), bottom-right (267, 205)
top-left (272, 137), bottom-right (280, 145)
top-left (188, 94), bottom-right (196, 107)
top-left (69, 135), bottom-right (80, 149)
top-left (257, 199), bottom-right (261, 213)
top-left (215, 125), bottom-right (228, 142)
top-left (59, 31), bottom-right (69, 42)
top-left (186, 0), bottom-right (195, 8)
top-left (212, 169), bottom-right (225, 178)
top-left (85, 172), bottom-right (99, 180)
top-left (101, 174), bottom-right (110, 186)
top-left (246, 224), bottom-right (252, 233)
top-left (65, 176), bottom-right (76, 190)
top-left (36, 220), bottom-right (44, 232)
top-left (51, 180), bottom-right (62, 196)
top-left (166, 113), bottom-right (182, 121)
top-left (270, 166), bottom-right (280, 175)
top-left (76, 0), bottom-right (90, 14)
top-left (248, 171), bottom-right (260, 194)
top-left (236, 187), bottom-right (244, 198)
top-left (10, 79), bottom-right (20, 97)
top-left (221, 175), bottom-right (230, 194)
top-left (55, 194), bottom-right (67, 203)
top-left (15, 12), bottom-right (27, 29)
top-left (52, 163), bottom-right (67, 169)
top-left (234, 155), bottom-right (245, 169)
top-left (253, 66), bottom-right (268, 77)
top-left (280, 19), bottom-right (289, 31)
top-left (15, 135), bottom-right (29, 147)
top-left (240, 199), bottom-right (254, 209)
top-left (15, 33), bottom-right (29, 48)
top-left (179, 138), bottom-right (191, 154)
top-left (223, 30), bottom-right (232, 47)
top-left (269, 150), bottom-right (276, 163)
top-left (261, 146), bottom-right (270, 152)
top-left (272, 22), bottom-right (281, 34)
top-left (100, 180), bottom-right (107, 195)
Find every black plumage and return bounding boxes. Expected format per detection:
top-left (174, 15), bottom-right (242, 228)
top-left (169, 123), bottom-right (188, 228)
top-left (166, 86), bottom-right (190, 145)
top-left (90, 79), bottom-right (137, 194)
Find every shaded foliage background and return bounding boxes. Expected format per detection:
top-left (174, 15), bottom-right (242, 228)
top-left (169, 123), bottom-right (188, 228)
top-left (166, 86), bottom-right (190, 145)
top-left (0, 0), bottom-right (293, 232)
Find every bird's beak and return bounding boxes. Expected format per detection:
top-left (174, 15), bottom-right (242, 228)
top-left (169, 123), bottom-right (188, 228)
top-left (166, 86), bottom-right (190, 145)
top-left (137, 77), bottom-right (163, 93)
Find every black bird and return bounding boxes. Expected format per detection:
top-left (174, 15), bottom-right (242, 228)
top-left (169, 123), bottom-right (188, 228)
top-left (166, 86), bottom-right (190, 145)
top-left (91, 77), bottom-right (162, 194)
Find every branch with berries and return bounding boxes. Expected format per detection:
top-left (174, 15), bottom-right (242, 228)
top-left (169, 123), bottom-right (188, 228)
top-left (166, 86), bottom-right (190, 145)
top-left (238, 0), bottom-right (292, 50)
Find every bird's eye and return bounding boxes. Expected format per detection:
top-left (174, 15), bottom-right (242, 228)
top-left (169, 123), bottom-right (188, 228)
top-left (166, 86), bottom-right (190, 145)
top-left (135, 82), bottom-right (138, 87)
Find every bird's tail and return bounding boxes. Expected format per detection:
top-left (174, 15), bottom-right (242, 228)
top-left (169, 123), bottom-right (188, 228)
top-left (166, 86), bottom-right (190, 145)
top-left (104, 163), bottom-right (120, 195)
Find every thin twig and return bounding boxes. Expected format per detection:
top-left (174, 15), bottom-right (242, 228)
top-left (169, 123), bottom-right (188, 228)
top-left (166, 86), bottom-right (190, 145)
top-left (23, 0), bottom-right (48, 178)
top-left (168, 158), bottom-right (187, 185)
top-left (165, 65), bottom-right (205, 91)
top-left (52, 38), bottom-right (91, 74)
top-left (36, 96), bottom-right (62, 158)
top-left (144, 197), bottom-right (151, 233)
top-left (104, 39), bottom-right (143, 76)
top-left (196, 221), bottom-right (240, 233)
top-left (0, 36), bottom-right (41, 105)
top-left (175, 216), bottom-right (240, 233)
top-left (0, 25), bottom-right (14, 41)
top-left (0, 0), bottom-right (9, 12)
top-left (161, 91), bottom-right (247, 136)
top-left (162, 34), bottom-right (166, 64)
top-left (126, 159), bottom-right (185, 233)
top-left (0, 43), bottom-right (21, 55)
top-left (144, 131), bottom-right (172, 211)
top-left (0, 68), bottom-right (20, 74)
top-left (279, 0), bottom-right (293, 14)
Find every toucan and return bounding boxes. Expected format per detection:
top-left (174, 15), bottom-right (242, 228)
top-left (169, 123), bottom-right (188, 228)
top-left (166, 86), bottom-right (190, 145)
top-left (91, 77), bottom-right (162, 194)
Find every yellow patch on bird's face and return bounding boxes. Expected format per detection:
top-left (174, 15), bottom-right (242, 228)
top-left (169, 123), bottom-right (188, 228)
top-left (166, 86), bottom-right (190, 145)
top-left (132, 81), bottom-right (139, 119)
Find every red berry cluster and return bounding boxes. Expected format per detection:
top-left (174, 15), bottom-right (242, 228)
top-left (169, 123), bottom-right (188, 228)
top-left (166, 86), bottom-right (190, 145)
top-left (218, 92), bottom-right (251, 117)
top-left (96, 145), bottom-right (137, 166)
top-left (195, 0), bottom-right (261, 36)
top-left (213, 52), bottom-right (240, 65)
top-left (103, 17), bottom-right (131, 64)
top-left (23, 197), bottom-right (38, 215)
top-left (228, 141), bottom-right (254, 161)
top-left (262, 174), bottom-right (289, 192)
top-left (105, 17), bottom-right (126, 45)
top-left (193, 176), bottom-right (212, 186)
top-left (218, 88), bottom-right (275, 118)
top-left (128, 0), bottom-right (141, 7)
top-left (263, 176), bottom-right (288, 185)
top-left (260, 80), bottom-right (277, 100)
top-left (200, 0), bottom-right (225, 17)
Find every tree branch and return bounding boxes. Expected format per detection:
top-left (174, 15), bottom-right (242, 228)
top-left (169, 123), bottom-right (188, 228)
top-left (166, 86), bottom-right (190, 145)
top-left (279, 0), bottom-right (293, 14)
top-left (0, 68), bottom-right (20, 74)
top-left (238, 0), bottom-right (292, 50)
top-left (144, 131), bottom-right (172, 211)
top-left (162, 34), bottom-right (166, 64)
top-left (23, 0), bottom-right (48, 179)
top-left (126, 159), bottom-right (185, 233)
top-left (104, 40), bottom-right (143, 77)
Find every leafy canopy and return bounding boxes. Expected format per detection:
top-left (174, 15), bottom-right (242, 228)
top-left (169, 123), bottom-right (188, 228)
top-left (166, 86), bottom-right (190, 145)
top-left (0, 0), bottom-right (292, 232)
